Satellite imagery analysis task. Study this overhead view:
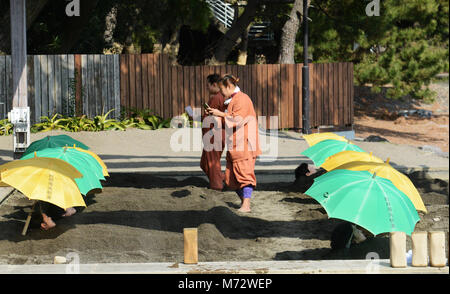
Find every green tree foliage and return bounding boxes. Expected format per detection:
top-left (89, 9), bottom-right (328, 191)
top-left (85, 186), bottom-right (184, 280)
top-left (298, 0), bottom-right (449, 100)
top-left (112, 0), bottom-right (210, 53)
top-left (1, 0), bottom-right (447, 101)
top-left (0, 0), bottom-right (211, 54)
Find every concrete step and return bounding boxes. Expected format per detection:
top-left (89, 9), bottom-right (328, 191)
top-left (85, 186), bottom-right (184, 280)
top-left (0, 260), bottom-right (448, 274)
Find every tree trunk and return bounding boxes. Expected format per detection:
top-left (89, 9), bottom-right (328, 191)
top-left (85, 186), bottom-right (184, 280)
top-left (277, 0), bottom-right (305, 64)
top-left (162, 27), bottom-right (181, 65)
top-left (103, 5), bottom-right (118, 48)
top-left (208, 0), bottom-right (260, 65)
top-left (237, 24), bottom-right (250, 65)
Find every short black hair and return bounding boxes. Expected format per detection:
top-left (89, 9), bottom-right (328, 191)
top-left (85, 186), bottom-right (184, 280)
top-left (295, 163), bottom-right (309, 179)
top-left (207, 73), bottom-right (221, 84)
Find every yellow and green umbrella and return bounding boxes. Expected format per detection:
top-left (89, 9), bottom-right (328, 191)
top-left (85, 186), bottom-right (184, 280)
top-left (321, 151), bottom-right (384, 171)
top-left (0, 157), bottom-right (85, 210)
top-left (67, 145), bottom-right (109, 177)
top-left (303, 132), bottom-right (348, 147)
top-left (305, 169), bottom-right (420, 236)
top-left (301, 139), bottom-right (365, 167)
top-left (23, 135), bottom-right (89, 157)
top-left (21, 147), bottom-right (104, 195)
top-left (331, 160), bottom-right (427, 213)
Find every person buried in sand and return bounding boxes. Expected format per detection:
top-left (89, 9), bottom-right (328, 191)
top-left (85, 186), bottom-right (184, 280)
top-left (293, 162), bottom-right (326, 193)
top-left (39, 201), bottom-right (77, 230)
top-left (200, 73), bottom-right (227, 190)
top-left (206, 74), bottom-right (261, 213)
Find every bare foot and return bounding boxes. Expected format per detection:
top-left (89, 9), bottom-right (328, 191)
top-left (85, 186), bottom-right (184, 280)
top-left (40, 215), bottom-right (56, 230)
top-left (62, 207), bottom-right (76, 217)
top-left (238, 198), bottom-right (251, 213)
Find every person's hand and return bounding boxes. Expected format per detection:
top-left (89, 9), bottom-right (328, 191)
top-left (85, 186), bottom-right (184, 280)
top-left (207, 107), bottom-right (224, 117)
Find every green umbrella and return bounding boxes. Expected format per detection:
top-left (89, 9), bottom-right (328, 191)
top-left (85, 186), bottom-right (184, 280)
top-left (305, 169), bottom-right (420, 236)
top-left (21, 147), bottom-right (103, 195)
top-left (301, 139), bottom-right (365, 167)
top-left (23, 135), bottom-right (89, 157)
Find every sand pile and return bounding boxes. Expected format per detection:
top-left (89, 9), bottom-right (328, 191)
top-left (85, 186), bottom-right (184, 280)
top-left (0, 174), bottom-right (447, 265)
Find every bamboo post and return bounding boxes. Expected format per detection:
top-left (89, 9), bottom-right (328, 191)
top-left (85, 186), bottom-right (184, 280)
top-left (390, 232), bottom-right (406, 268)
top-left (183, 228), bottom-right (198, 264)
top-left (411, 232), bottom-right (428, 267)
top-left (22, 201), bottom-right (36, 236)
top-left (429, 231), bottom-right (446, 267)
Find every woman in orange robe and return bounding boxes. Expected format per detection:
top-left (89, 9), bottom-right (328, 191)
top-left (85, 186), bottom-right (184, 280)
top-left (207, 74), bottom-right (261, 212)
top-left (200, 74), bottom-right (226, 190)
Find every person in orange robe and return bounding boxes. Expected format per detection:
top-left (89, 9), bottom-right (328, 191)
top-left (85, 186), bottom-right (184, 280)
top-left (207, 74), bottom-right (261, 212)
top-left (200, 74), bottom-right (227, 190)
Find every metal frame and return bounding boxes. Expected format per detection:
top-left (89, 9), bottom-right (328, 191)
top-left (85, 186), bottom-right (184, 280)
top-left (206, 0), bottom-right (235, 28)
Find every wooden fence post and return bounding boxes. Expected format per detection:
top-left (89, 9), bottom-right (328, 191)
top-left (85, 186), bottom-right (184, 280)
top-left (412, 231), bottom-right (428, 267)
top-left (184, 228), bottom-right (198, 264)
top-left (390, 231), bottom-right (406, 268)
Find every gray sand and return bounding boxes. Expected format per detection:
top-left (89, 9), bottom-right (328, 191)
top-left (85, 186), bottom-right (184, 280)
top-left (0, 173), bottom-right (447, 265)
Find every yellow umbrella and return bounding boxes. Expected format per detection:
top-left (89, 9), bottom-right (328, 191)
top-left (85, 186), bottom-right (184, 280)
top-left (0, 157), bottom-right (86, 210)
top-left (67, 145), bottom-right (109, 177)
top-left (321, 150), bottom-right (384, 171)
top-left (303, 132), bottom-right (348, 147)
top-left (332, 160), bottom-right (427, 213)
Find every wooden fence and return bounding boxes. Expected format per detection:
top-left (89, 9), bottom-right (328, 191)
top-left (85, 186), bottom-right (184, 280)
top-left (120, 54), bottom-right (354, 129)
top-left (0, 54), bottom-right (120, 123)
top-left (1, 53), bottom-right (353, 129)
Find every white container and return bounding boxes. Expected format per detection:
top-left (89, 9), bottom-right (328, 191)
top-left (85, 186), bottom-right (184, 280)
top-left (53, 256), bottom-right (67, 264)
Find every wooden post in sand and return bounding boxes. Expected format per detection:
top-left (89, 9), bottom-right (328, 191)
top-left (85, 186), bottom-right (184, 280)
top-left (411, 232), bottom-right (428, 267)
top-left (22, 202), bottom-right (36, 236)
top-left (184, 228), bottom-right (198, 264)
top-left (390, 232), bottom-right (406, 268)
top-left (428, 231), bottom-right (446, 267)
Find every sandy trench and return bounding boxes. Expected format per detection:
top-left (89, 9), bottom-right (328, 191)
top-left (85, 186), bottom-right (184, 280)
top-left (0, 173), bottom-right (447, 265)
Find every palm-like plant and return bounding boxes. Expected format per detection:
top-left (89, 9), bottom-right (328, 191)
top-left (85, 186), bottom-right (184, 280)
top-left (0, 119), bottom-right (13, 136)
top-left (32, 114), bottom-right (70, 132)
top-left (93, 109), bottom-right (120, 131)
top-left (78, 115), bottom-right (96, 132)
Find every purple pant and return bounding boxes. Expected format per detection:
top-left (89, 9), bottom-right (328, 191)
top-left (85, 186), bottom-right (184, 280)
top-left (236, 185), bottom-right (254, 199)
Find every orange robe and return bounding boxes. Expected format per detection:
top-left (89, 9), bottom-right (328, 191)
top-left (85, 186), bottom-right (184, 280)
top-left (200, 92), bottom-right (226, 190)
top-left (223, 91), bottom-right (261, 190)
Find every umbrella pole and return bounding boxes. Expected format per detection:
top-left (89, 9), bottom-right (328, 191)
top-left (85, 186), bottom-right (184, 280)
top-left (21, 201), bottom-right (36, 236)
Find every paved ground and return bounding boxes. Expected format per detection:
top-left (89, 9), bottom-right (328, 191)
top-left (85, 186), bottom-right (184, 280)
top-left (0, 128), bottom-right (448, 176)
top-left (1, 128), bottom-right (448, 206)
top-left (1, 128), bottom-right (448, 205)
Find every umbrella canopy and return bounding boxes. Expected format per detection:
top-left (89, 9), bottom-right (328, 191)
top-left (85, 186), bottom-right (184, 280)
top-left (321, 151), bottom-right (384, 171)
top-left (21, 148), bottom-right (104, 195)
top-left (331, 161), bottom-right (427, 213)
top-left (305, 169), bottom-right (420, 236)
top-left (0, 157), bottom-right (85, 210)
top-left (23, 135), bottom-right (89, 157)
top-left (67, 145), bottom-right (109, 177)
top-left (303, 132), bottom-right (348, 147)
top-left (301, 139), bottom-right (365, 167)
